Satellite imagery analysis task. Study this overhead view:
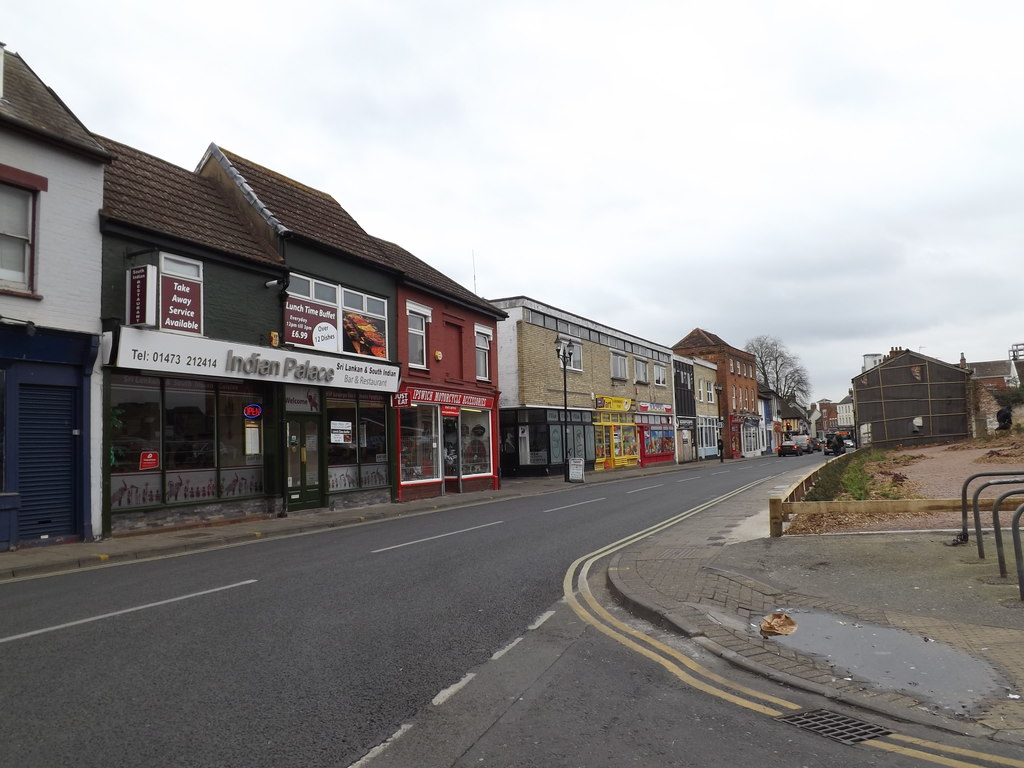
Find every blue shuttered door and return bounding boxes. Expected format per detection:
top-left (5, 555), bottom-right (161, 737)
top-left (18, 385), bottom-right (77, 538)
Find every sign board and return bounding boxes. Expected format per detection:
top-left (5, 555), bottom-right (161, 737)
top-left (138, 451), bottom-right (160, 470)
top-left (126, 265), bottom-right (157, 326)
top-left (568, 458), bottom-right (585, 483)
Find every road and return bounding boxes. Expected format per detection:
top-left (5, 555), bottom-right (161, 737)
top-left (4, 451), bottom-right (990, 767)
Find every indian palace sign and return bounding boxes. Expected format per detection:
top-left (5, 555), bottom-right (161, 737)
top-left (114, 326), bottom-right (400, 392)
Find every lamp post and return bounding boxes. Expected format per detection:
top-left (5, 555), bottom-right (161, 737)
top-left (556, 339), bottom-right (575, 481)
top-left (714, 383), bottom-right (724, 461)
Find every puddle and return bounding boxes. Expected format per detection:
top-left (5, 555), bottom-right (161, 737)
top-left (764, 608), bottom-right (1006, 714)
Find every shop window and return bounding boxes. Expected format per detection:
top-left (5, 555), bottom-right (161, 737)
top-left (343, 288), bottom-right (388, 358)
top-left (611, 353), bottom-right (627, 380)
top-left (326, 391), bottom-right (389, 490)
top-left (109, 376), bottom-right (268, 510)
top-left (407, 302), bottom-right (431, 368)
top-left (0, 181), bottom-right (36, 292)
top-left (475, 325), bottom-right (492, 380)
top-left (460, 410), bottom-right (492, 476)
top-left (400, 406), bottom-right (439, 481)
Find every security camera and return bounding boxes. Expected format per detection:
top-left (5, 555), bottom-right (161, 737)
top-left (265, 279), bottom-right (281, 289)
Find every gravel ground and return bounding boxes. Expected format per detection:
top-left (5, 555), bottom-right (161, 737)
top-left (796, 440), bottom-right (1024, 533)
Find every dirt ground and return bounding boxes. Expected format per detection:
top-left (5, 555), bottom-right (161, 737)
top-left (786, 431), bottom-right (1024, 534)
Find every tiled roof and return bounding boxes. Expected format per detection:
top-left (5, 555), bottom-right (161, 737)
top-left (214, 148), bottom-right (392, 269)
top-left (98, 136), bottom-right (282, 267)
top-left (673, 328), bottom-right (729, 350)
top-left (372, 237), bottom-right (506, 319)
top-left (0, 48), bottom-right (110, 161)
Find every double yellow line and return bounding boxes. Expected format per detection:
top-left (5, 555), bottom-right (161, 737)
top-left (561, 478), bottom-right (1024, 767)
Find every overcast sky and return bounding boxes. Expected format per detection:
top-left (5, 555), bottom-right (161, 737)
top-left (8, 2), bottom-right (1023, 402)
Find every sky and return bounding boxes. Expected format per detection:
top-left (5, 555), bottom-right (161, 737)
top-left (7, 1), bottom-right (1024, 402)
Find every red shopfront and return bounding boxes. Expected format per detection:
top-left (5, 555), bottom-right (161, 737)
top-left (392, 386), bottom-right (499, 501)
top-left (637, 401), bottom-right (675, 467)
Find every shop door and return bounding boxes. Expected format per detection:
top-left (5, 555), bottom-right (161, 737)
top-left (286, 416), bottom-right (321, 510)
top-left (18, 384), bottom-right (78, 539)
top-left (442, 414), bottom-right (460, 492)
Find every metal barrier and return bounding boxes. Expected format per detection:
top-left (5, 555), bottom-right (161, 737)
top-left (989, 488), bottom-right (1024, 578)
top-left (964, 477), bottom-right (1024, 557)
top-left (1011, 502), bottom-right (1024, 600)
top-left (956, 471), bottom-right (1024, 546)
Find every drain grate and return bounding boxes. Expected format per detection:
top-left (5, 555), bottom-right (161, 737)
top-left (777, 709), bottom-right (892, 745)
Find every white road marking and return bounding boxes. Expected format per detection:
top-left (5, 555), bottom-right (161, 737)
top-left (491, 637), bottom-right (523, 659)
top-left (626, 484), bottom-right (664, 494)
top-left (0, 580), bottom-right (258, 644)
top-left (346, 723), bottom-right (414, 768)
top-left (528, 610), bottom-right (556, 630)
top-left (676, 477), bottom-right (698, 482)
top-left (432, 672), bottom-right (476, 706)
top-left (371, 520), bottom-right (504, 553)
top-left (543, 498), bottom-right (605, 512)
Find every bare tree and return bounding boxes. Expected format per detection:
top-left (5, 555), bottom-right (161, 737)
top-left (745, 334), bottom-right (811, 406)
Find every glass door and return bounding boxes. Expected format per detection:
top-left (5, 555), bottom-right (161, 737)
top-left (286, 415), bottom-right (321, 510)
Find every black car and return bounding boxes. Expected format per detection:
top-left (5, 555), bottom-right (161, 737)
top-left (777, 440), bottom-right (801, 457)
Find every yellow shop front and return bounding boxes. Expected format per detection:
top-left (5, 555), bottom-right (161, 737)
top-left (593, 395), bottom-right (638, 470)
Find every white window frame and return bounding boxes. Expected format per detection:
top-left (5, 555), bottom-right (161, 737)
top-left (475, 324), bottom-right (492, 381)
top-left (654, 363), bottom-right (667, 387)
top-left (0, 182), bottom-right (33, 291)
top-left (634, 358), bottom-right (649, 384)
top-left (406, 301), bottom-right (432, 369)
top-left (341, 287), bottom-right (389, 358)
top-left (706, 381), bottom-right (715, 403)
top-left (557, 338), bottom-right (583, 372)
top-left (611, 352), bottom-right (628, 380)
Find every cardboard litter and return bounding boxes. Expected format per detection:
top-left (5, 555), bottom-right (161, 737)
top-left (760, 612), bottom-right (798, 637)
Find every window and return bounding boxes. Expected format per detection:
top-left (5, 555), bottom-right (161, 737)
top-left (475, 325), bottom-right (492, 380)
top-left (109, 375), bottom-right (267, 509)
top-left (696, 379), bottom-right (704, 401)
top-left (342, 289), bottom-right (388, 358)
top-left (635, 359), bottom-right (649, 384)
top-left (611, 352), bottom-right (627, 380)
top-left (557, 338), bottom-right (583, 371)
top-left (729, 359), bottom-right (734, 373)
top-left (706, 381), bottom-right (715, 403)
top-left (407, 301), bottom-right (431, 368)
top-left (326, 390), bottom-right (389, 489)
top-left (654, 363), bottom-right (667, 386)
top-left (0, 182), bottom-right (33, 291)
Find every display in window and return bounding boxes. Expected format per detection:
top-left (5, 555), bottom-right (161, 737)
top-left (462, 418), bottom-right (490, 476)
top-left (342, 311), bottom-right (387, 357)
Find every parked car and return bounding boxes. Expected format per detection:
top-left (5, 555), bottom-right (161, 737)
top-left (809, 437), bottom-right (822, 452)
top-left (777, 440), bottom-right (801, 457)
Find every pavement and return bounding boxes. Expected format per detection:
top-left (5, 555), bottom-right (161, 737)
top-left (3, 458), bottom-right (1024, 746)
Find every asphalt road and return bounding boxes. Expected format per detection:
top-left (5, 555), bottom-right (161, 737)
top-left (0, 454), bottom-right (836, 768)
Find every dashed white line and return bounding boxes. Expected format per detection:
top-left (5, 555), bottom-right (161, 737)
top-left (491, 637), bottom-right (523, 659)
top-left (432, 673), bottom-right (476, 706)
top-left (0, 580), bottom-right (258, 645)
top-left (626, 484), bottom-right (664, 494)
top-left (528, 610), bottom-right (556, 630)
top-left (543, 498), bottom-right (606, 512)
top-left (372, 521), bottom-right (504, 553)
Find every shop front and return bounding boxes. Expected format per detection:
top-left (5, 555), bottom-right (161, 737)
top-left (0, 324), bottom-right (100, 548)
top-left (729, 412), bottom-right (763, 458)
top-left (107, 326), bottom-right (399, 532)
top-left (636, 401), bottom-right (675, 466)
top-left (593, 396), bottom-right (638, 470)
top-left (393, 386), bottom-right (499, 500)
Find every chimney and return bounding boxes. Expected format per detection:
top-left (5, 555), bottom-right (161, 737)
top-left (959, 352), bottom-right (967, 369)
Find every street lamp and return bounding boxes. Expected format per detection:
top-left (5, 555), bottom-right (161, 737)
top-left (555, 339), bottom-right (576, 481)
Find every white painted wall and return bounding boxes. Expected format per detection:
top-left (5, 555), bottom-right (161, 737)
top-left (0, 130), bottom-right (105, 539)
top-left (495, 304), bottom-right (522, 408)
top-left (0, 132), bottom-right (104, 333)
